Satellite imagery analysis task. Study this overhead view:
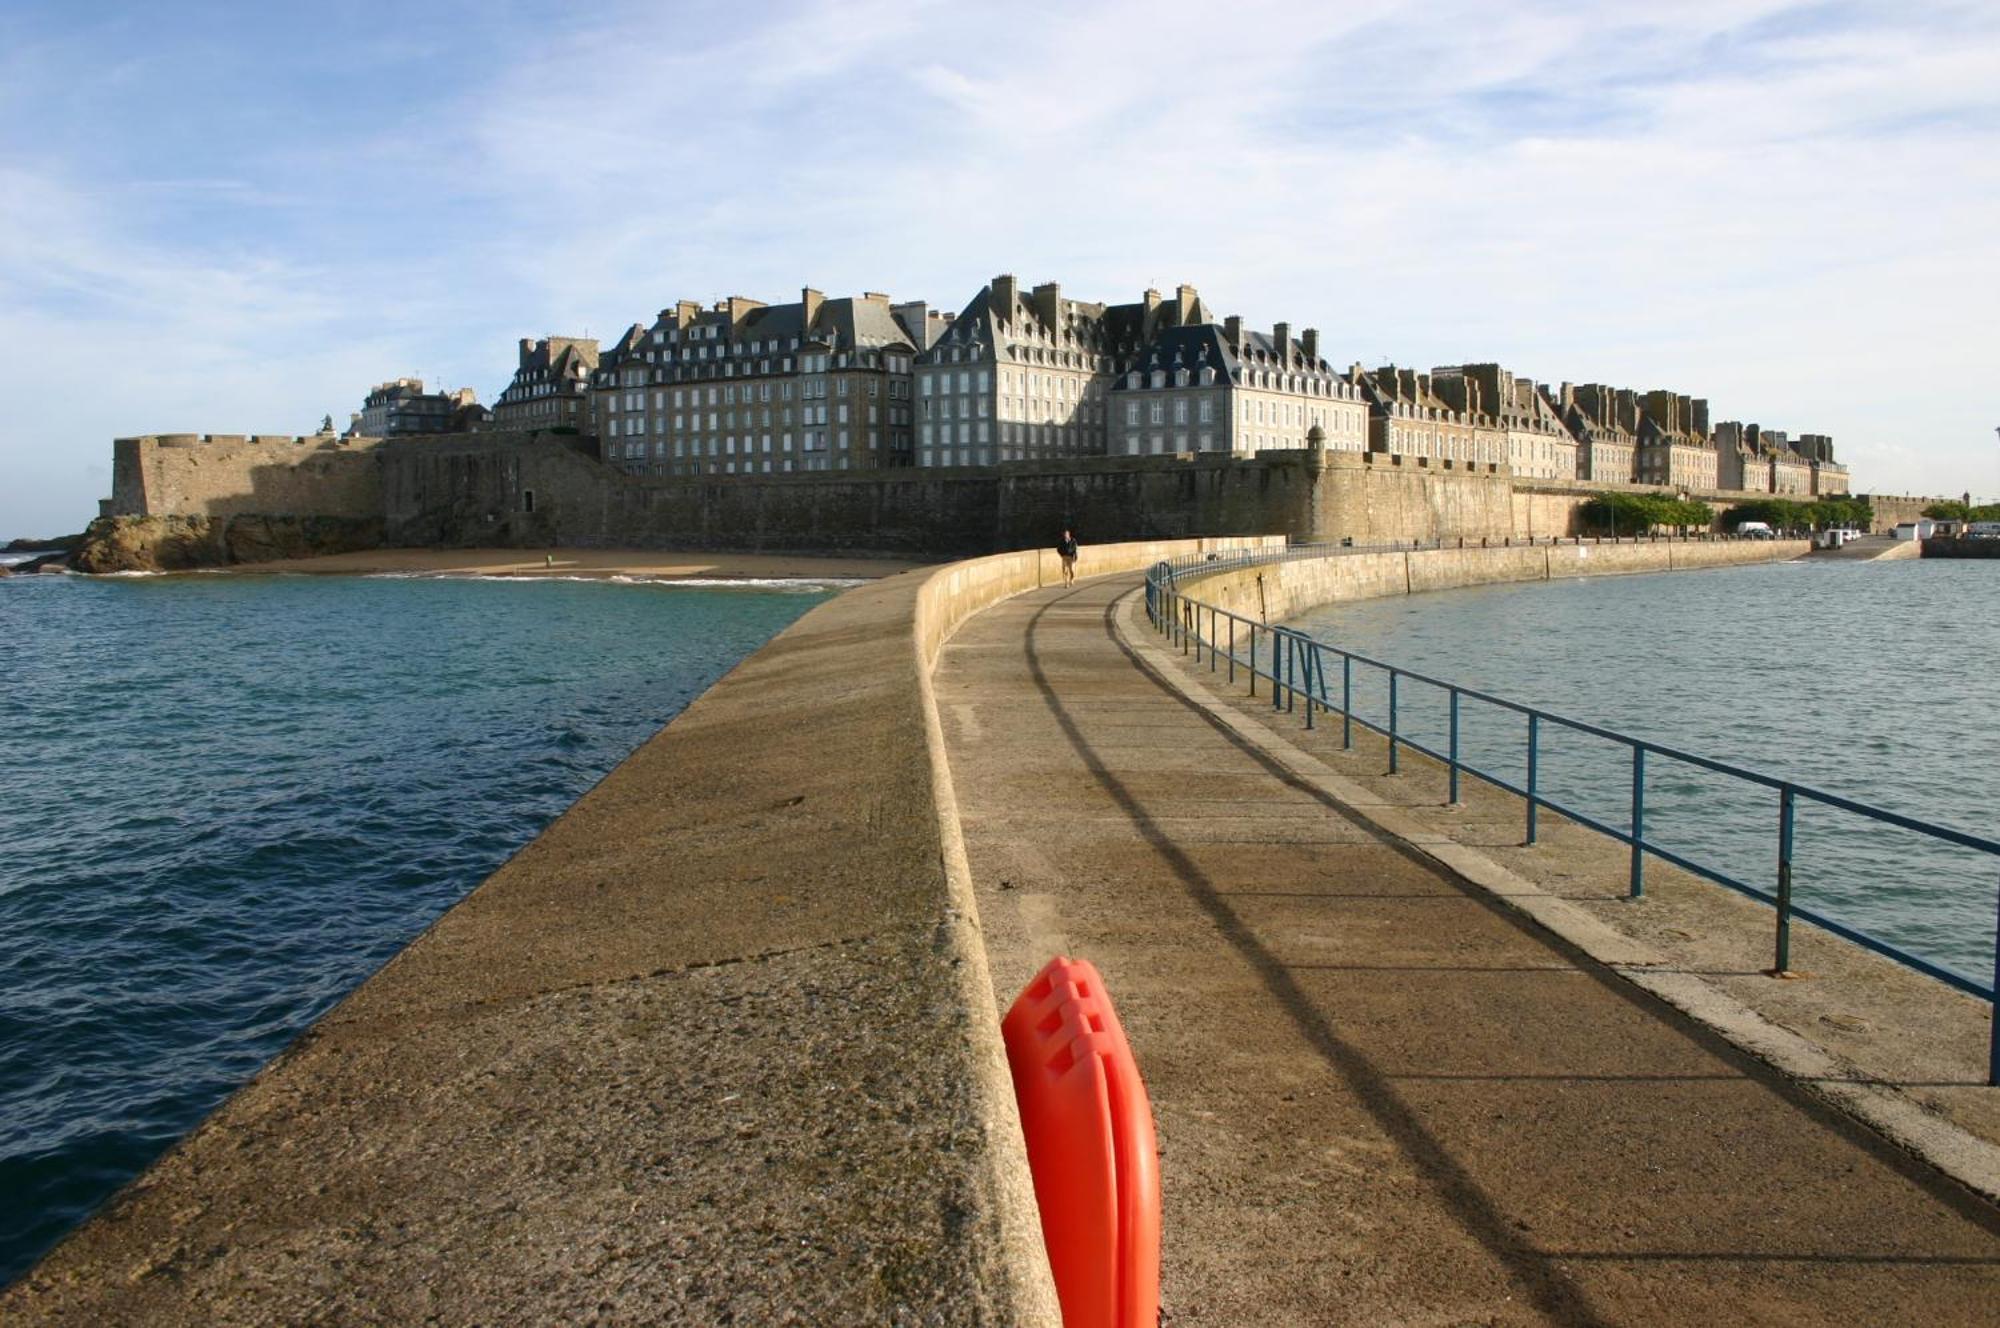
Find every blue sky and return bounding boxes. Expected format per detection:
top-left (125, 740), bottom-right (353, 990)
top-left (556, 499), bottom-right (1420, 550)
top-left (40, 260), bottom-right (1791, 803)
top-left (3, 0), bottom-right (1997, 537)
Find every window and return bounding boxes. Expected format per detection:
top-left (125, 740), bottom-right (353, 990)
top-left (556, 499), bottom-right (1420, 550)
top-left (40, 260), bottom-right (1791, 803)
top-left (1125, 401), bottom-right (1139, 426)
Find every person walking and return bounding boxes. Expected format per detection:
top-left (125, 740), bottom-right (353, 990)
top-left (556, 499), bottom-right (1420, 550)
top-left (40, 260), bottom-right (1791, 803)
top-left (1056, 529), bottom-right (1080, 587)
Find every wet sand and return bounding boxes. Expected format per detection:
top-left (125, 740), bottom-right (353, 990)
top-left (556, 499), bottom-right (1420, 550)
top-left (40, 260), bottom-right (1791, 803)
top-left (216, 547), bottom-right (934, 580)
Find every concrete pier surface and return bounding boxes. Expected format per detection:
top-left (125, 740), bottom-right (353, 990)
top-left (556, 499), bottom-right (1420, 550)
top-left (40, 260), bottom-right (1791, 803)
top-left (7, 533), bottom-right (1991, 1324)
top-left (936, 571), bottom-right (2000, 1325)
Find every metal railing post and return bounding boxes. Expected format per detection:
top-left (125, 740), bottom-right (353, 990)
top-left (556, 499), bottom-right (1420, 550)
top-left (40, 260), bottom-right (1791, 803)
top-left (1774, 787), bottom-right (1796, 975)
top-left (1629, 746), bottom-right (1647, 898)
top-left (1388, 671), bottom-right (1400, 773)
top-left (1209, 606), bottom-right (1218, 671)
top-left (1989, 878), bottom-right (2000, 1086)
top-left (1448, 688), bottom-right (1461, 804)
top-left (1341, 654), bottom-right (1353, 750)
top-left (1525, 714), bottom-right (1540, 845)
top-left (1304, 642), bottom-right (1316, 730)
top-left (1228, 617), bottom-right (1236, 684)
top-left (1248, 625), bottom-right (1257, 698)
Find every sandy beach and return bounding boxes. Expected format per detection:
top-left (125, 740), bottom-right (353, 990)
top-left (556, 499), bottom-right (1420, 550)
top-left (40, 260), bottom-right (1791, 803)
top-left (214, 547), bottom-right (935, 581)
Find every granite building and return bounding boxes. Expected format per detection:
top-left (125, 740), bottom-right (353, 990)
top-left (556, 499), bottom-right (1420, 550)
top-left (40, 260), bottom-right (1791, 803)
top-left (915, 275), bottom-right (1153, 468)
top-left (1634, 390), bottom-right (1716, 491)
top-left (592, 289), bottom-right (923, 477)
top-left (1107, 317), bottom-right (1366, 457)
top-left (1354, 365), bottom-right (1505, 466)
top-left (1712, 421), bottom-right (1770, 493)
top-left (1429, 364), bottom-right (1577, 480)
top-left (352, 379), bottom-right (485, 437)
top-left (491, 337), bottom-right (599, 433)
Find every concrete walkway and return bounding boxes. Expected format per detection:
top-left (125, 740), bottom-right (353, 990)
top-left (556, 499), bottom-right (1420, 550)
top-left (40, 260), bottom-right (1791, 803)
top-left (936, 573), bottom-right (2000, 1326)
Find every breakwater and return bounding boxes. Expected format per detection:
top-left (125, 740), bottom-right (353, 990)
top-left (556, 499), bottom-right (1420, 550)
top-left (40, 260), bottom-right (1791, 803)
top-left (1177, 535), bottom-right (1807, 625)
top-left (1, 535), bottom-right (1276, 1324)
top-left (0, 574), bottom-right (835, 1289)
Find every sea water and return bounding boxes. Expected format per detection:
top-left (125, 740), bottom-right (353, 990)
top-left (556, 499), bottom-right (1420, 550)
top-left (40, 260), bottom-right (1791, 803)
top-left (0, 571), bottom-right (834, 1284)
top-left (1285, 557), bottom-right (1999, 985)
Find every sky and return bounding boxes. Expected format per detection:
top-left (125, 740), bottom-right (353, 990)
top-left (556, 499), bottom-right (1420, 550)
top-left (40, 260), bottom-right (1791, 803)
top-left (2, 0), bottom-right (1997, 538)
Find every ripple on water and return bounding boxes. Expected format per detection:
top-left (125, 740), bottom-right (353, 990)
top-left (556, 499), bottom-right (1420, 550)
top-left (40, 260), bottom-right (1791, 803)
top-left (1288, 558), bottom-right (2000, 982)
top-left (0, 572), bottom-right (829, 1285)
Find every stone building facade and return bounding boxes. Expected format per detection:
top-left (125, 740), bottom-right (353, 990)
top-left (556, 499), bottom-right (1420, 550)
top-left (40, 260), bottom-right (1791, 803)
top-left (914, 275), bottom-right (1166, 468)
top-left (1428, 364), bottom-right (1577, 480)
top-left (1554, 384), bottom-right (1639, 483)
top-left (1795, 434), bottom-right (1850, 495)
top-left (1634, 390), bottom-right (1716, 491)
top-left (1106, 318), bottom-right (1366, 457)
top-left (591, 290), bottom-right (921, 478)
top-left (1712, 422), bottom-right (1769, 493)
top-left (1354, 366), bottom-right (1506, 466)
top-left (353, 379), bottom-right (484, 437)
top-left (491, 337), bottom-right (599, 432)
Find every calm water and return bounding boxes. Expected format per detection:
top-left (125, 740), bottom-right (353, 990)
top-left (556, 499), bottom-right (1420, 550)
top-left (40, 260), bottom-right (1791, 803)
top-left (0, 571), bottom-right (835, 1285)
top-left (1287, 558), bottom-right (2000, 984)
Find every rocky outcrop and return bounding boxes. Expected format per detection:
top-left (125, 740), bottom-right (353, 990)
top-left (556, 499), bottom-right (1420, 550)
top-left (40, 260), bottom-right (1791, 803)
top-left (3, 534), bottom-right (83, 553)
top-left (71, 514), bottom-right (384, 573)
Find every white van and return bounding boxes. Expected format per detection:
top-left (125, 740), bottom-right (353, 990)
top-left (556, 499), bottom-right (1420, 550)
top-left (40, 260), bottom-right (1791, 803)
top-left (1737, 521), bottom-right (1775, 539)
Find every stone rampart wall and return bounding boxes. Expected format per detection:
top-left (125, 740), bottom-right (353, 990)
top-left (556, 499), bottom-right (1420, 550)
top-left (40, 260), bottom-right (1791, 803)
top-left (1180, 537), bottom-right (1809, 626)
top-left (108, 428), bottom-right (1845, 557)
top-left (112, 434), bottom-right (386, 521)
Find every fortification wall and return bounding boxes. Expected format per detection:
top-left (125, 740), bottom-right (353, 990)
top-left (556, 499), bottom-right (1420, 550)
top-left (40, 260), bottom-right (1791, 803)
top-left (1181, 537), bottom-right (1809, 626)
top-left (379, 435), bottom-right (1534, 555)
top-left (109, 428), bottom-right (1846, 558)
top-left (111, 434), bottom-right (385, 521)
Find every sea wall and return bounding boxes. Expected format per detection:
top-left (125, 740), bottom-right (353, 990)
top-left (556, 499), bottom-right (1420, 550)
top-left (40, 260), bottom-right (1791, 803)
top-left (102, 427), bottom-right (1815, 564)
top-left (1922, 536), bottom-right (2000, 559)
top-left (1180, 537), bottom-right (1810, 626)
top-left (378, 433), bottom-right (1551, 554)
top-left (3, 535), bottom-right (1274, 1324)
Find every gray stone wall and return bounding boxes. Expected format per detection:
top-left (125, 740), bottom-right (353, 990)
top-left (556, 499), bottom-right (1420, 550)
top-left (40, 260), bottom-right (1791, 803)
top-left (110, 434), bottom-right (385, 520)
top-left (109, 428), bottom-right (1844, 556)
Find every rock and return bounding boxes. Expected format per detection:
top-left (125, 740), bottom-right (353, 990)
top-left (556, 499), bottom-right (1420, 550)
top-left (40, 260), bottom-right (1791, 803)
top-left (3, 534), bottom-right (84, 554)
top-left (70, 514), bottom-right (385, 573)
top-left (70, 515), bottom-right (223, 573)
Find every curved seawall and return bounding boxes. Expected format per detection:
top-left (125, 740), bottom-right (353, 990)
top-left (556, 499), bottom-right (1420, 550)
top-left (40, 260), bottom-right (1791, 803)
top-left (2, 535), bottom-right (1278, 1325)
top-left (1178, 537), bottom-right (1809, 625)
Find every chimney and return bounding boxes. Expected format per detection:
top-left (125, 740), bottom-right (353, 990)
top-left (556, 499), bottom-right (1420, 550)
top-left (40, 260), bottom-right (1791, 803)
top-left (1032, 281), bottom-right (1061, 334)
top-left (1273, 322), bottom-right (1292, 366)
top-left (675, 300), bottom-right (699, 328)
top-left (863, 291), bottom-right (890, 303)
top-left (1225, 315), bottom-right (1243, 348)
top-left (892, 301), bottom-right (933, 350)
top-left (991, 274), bottom-right (1019, 325)
top-left (801, 287), bottom-right (824, 328)
top-left (1301, 328), bottom-right (1319, 365)
top-left (1175, 283), bottom-right (1198, 325)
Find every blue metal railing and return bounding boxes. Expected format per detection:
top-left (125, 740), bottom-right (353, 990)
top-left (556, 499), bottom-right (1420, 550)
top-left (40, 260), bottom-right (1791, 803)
top-left (1144, 550), bottom-right (2000, 1086)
